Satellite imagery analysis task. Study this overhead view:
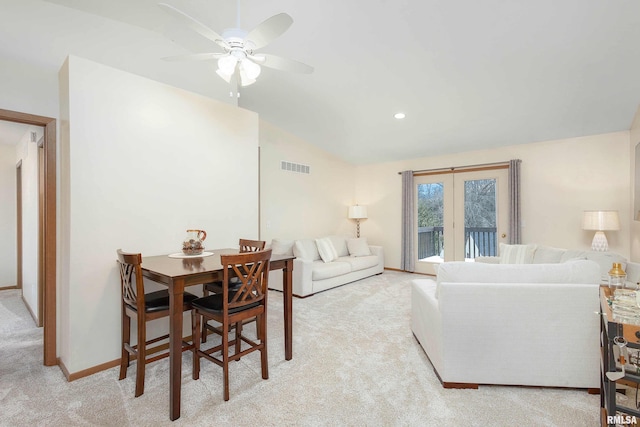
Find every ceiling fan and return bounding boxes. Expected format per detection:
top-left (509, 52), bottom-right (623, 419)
top-left (158, 2), bottom-right (313, 89)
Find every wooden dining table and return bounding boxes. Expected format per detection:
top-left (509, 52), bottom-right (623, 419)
top-left (141, 248), bottom-right (295, 421)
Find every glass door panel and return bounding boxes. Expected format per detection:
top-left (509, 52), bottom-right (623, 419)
top-left (464, 178), bottom-right (497, 259)
top-left (453, 169), bottom-right (509, 262)
top-left (415, 174), bottom-right (453, 274)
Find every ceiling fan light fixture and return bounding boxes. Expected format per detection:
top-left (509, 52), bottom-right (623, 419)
top-left (241, 58), bottom-right (261, 80)
top-left (239, 66), bottom-right (257, 87)
top-left (217, 55), bottom-right (238, 75)
top-left (394, 112), bottom-right (406, 119)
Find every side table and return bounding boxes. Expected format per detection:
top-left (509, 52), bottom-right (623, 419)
top-left (600, 286), bottom-right (640, 426)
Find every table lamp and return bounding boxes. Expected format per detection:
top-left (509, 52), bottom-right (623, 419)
top-left (581, 210), bottom-right (620, 252)
top-left (348, 205), bottom-right (367, 238)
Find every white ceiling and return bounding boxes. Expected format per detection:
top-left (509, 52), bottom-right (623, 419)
top-left (3, 0), bottom-right (640, 164)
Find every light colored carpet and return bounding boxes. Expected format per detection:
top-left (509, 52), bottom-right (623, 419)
top-left (0, 271), bottom-right (599, 426)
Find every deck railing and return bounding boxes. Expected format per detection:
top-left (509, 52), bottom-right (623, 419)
top-left (417, 226), bottom-right (497, 259)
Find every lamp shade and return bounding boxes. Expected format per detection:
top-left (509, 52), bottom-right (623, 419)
top-left (348, 205), bottom-right (367, 219)
top-left (581, 210), bottom-right (620, 231)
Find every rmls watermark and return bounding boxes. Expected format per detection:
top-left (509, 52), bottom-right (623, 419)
top-left (607, 414), bottom-right (638, 425)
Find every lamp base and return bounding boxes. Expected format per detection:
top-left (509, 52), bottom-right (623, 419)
top-left (591, 231), bottom-right (609, 252)
top-left (356, 219), bottom-right (361, 238)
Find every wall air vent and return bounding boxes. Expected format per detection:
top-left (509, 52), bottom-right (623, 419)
top-left (281, 160), bottom-right (310, 174)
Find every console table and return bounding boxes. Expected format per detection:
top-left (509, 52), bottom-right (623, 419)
top-left (600, 286), bottom-right (640, 426)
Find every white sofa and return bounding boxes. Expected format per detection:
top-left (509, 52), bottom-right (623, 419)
top-left (268, 236), bottom-right (384, 297)
top-left (411, 260), bottom-right (602, 389)
top-left (477, 243), bottom-right (627, 282)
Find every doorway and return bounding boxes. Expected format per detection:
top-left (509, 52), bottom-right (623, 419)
top-left (414, 166), bottom-right (509, 275)
top-left (0, 108), bottom-right (56, 366)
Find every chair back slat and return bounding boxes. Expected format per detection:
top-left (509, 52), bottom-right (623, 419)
top-left (117, 249), bottom-right (145, 312)
top-left (239, 239), bottom-right (266, 253)
top-left (221, 249), bottom-right (271, 311)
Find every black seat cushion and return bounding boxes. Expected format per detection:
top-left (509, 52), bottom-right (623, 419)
top-left (142, 290), bottom-right (198, 313)
top-left (203, 278), bottom-right (242, 293)
top-left (192, 292), bottom-right (260, 314)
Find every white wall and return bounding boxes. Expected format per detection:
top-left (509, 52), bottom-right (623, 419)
top-left (259, 120), bottom-right (356, 242)
top-left (355, 132), bottom-right (631, 269)
top-left (0, 144), bottom-right (17, 288)
top-left (59, 56), bottom-right (259, 373)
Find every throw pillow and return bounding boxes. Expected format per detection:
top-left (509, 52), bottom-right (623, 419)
top-left (316, 237), bottom-right (338, 263)
top-left (293, 240), bottom-right (311, 261)
top-left (271, 238), bottom-right (294, 256)
top-left (499, 243), bottom-right (536, 264)
top-left (347, 237), bottom-right (371, 257)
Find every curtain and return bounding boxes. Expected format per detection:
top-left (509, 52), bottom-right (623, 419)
top-left (508, 159), bottom-right (522, 244)
top-left (401, 170), bottom-right (415, 272)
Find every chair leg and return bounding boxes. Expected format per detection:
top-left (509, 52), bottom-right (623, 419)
top-left (201, 285), bottom-right (210, 343)
top-left (259, 313), bottom-right (268, 380)
top-left (235, 321), bottom-right (242, 357)
top-left (222, 321), bottom-right (230, 401)
top-left (119, 312), bottom-right (130, 380)
top-left (201, 319), bottom-right (208, 343)
top-left (134, 314), bottom-right (146, 397)
top-left (192, 310), bottom-right (201, 380)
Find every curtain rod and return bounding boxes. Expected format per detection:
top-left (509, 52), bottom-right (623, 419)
top-left (397, 160), bottom-right (511, 175)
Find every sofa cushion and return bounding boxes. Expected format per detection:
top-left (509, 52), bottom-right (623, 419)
top-left (327, 235), bottom-right (350, 257)
top-left (336, 255), bottom-right (379, 272)
top-left (347, 237), bottom-right (372, 257)
top-left (499, 243), bottom-right (536, 264)
top-left (311, 261), bottom-right (351, 281)
top-left (316, 237), bottom-right (339, 263)
top-left (293, 239), bottom-right (321, 261)
top-left (584, 251), bottom-right (627, 279)
top-left (271, 238), bottom-right (294, 256)
top-left (532, 246), bottom-right (565, 264)
top-left (559, 249), bottom-right (588, 263)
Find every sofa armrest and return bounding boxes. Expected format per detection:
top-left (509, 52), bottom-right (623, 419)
top-left (475, 256), bottom-right (500, 264)
top-left (369, 245), bottom-right (384, 265)
top-left (293, 258), bottom-right (315, 297)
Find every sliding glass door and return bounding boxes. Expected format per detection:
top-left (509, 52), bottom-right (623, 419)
top-left (414, 168), bottom-right (508, 275)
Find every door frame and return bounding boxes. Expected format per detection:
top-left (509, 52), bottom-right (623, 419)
top-left (414, 164), bottom-right (509, 274)
top-left (1, 108), bottom-right (57, 366)
top-left (16, 160), bottom-right (23, 291)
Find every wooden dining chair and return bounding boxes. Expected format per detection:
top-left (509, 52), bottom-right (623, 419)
top-left (191, 249), bottom-right (272, 401)
top-left (116, 249), bottom-right (198, 397)
top-left (201, 238), bottom-right (265, 342)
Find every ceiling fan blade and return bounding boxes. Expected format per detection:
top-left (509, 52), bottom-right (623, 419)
top-left (245, 13), bottom-right (293, 50)
top-left (158, 3), bottom-right (229, 50)
top-left (250, 54), bottom-right (314, 74)
top-left (162, 52), bottom-right (227, 62)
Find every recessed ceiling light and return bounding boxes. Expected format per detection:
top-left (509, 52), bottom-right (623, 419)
top-left (394, 112), bottom-right (406, 119)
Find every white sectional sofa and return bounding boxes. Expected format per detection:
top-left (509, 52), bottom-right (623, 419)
top-left (411, 260), bottom-right (602, 389)
top-left (268, 235), bottom-right (384, 297)
top-left (477, 243), bottom-right (627, 281)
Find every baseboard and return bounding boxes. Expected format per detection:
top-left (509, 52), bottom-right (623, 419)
top-left (384, 267), bottom-right (435, 277)
top-left (0, 285), bottom-right (19, 290)
top-left (62, 334), bottom-right (195, 382)
top-left (59, 357), bottom-right (119, 382)
top-left (21, 294), bottom-right (39, 326)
